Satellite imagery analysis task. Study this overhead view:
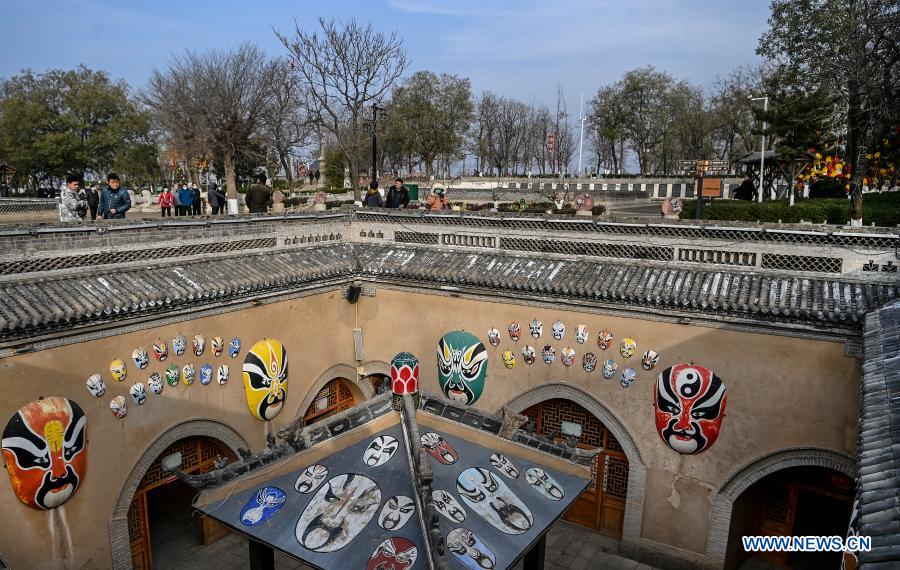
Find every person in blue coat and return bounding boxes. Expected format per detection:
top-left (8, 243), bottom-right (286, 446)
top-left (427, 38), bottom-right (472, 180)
top-left (98, 173), bottom-right (131, 219)
top-left (178, 183), bottom-right (194, 216)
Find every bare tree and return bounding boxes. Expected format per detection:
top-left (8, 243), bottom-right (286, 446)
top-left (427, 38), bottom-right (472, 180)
top-left (276, 18), bottom-right (408, 200)
top-left (264, 58), bottom-right (314, 187)
top-left (553, 86), bottom-right (575, 175)
top-left (146, 44), bottom-right (277, 201)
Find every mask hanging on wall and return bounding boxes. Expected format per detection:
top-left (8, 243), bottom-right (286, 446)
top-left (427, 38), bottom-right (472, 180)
top-left (86, 374), bottom-right (106, 397)
top-left (508, 322), bottom-right (521, 341)
top-left (574, 324), bottom-right (588, 344)
top-left (486, 328), bottom-right (501, 347)
top-left (109, 359), bottom-right (127, 383)
top-left (148, 373), bottom-right (164, 395)
top-left (597, 329), bottom-right (613, 350)
top-left (242, 338), bottom-right (289, 421)
top-left (153, 340), bottom-right (168, 362)
top-left (642, 350), bottom-right (660, 370)
top-left (654, 364), bottom-right (727, 454)
top-left (551, 320), bottom-right (565, 340)
top-left (211, 336), bottom-right (224, 357)
top-left (110, 395), bottom-right (127, 419)
top-left (583, 352), bottom-right (598, 373)
top-left (173, 334), bottom-right (187, 356)
top-left (521, 345), bottom-right (536, 365)
top-left (131, 348), bottom-right (149, 370)
top-left (437, 331), bottom-right (487, 405)
top-left (620, 337), bottom-right (637, 358)
top-left (561, 347), bottom-right (576, 367)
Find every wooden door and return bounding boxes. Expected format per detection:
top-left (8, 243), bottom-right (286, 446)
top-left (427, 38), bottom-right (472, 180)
top-left (563, 446), bottom-right (601, 528)
top-left (128, 491), bottom-right (151, 570)
top-left (753, 482), bottom-right (797, 566)
top-left (303, 379), bottom-right (355, 426)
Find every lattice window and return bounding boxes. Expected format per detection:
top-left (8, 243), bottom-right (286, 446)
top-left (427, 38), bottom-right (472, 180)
top-left (0, 237), bottom-right (276, 275)
top-left (137, 437), bottom-right (225, 491)
top-left (394, 231), bottom-right (439, 245)
top-left (441, 234), bottom-right (497, 248)
top-left (605, 430), bottom-right (624, 453)
top-left (501, 238), bottom-right (673, 262)
top-left (677, 248), bottom-right (757, 267)
top-left (524, 398), bottom-right (605, 448)
top-left (761, 253), bottom-right (842, 274)
top-left (765, 484), bottom-right (792, 524)
top-left (303, 379), bottom-right (355, 426)
top-left (127, 494), bottom-right (146, 543)
top-left (603, 455), bottom-right (629, 499)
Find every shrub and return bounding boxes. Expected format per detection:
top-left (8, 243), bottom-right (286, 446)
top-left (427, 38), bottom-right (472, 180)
top-left (679, 193), bottom-right (900, 227)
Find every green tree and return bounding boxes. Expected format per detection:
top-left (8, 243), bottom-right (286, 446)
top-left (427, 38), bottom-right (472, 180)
top-left (0, 65), bottom-right (151, 186)
top-left (322, 146), bottom-right (346, 189)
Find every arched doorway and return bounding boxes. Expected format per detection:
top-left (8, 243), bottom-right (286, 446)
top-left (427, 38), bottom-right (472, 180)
top-left (522, 398), bottom-right (629, 538)
top-left (725, 466), bottom-right (854, 569)
top-left (128, 436), bottom-right (237, 569)
top-left (302, 378), bottom-right (356, 426)
top-left (366, 373), bottom-right (390, 396)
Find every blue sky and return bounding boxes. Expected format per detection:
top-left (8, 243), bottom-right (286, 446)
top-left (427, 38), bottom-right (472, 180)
top-left (1, 0), bottom-right (768, 110)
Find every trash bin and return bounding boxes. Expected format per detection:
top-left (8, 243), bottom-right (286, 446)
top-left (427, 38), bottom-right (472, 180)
top-left (406, 184), bottom-right (419, 201)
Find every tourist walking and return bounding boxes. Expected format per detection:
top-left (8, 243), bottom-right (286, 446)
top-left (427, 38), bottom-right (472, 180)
top-left (172, 183), bottom-right (182, 216)
top-left (246, 173), bottom-right (272, 213)
top-left (85, 184), bottom-right (100, 220)
top-left (98, 173), bottom-right (131, 219)
top-left (364, 181), bottom-right (383, 207)
top-left (314, 170), bottom-right (320, 183)
top-left (59, 175), bottom-right (87, 222)
top-left (191, 183), bottom-right (202, 215)
top-left (159, 187), bottom-right (174, 217)
top-left (178, 183), bottom-right (193, 216)
top-left (385, 178), bottom-right (410, 209)
top-left (208, 182), bottom-right (225, 215)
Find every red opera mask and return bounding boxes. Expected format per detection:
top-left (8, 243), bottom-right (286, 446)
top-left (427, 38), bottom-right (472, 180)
top-left (390, 352), bottom-right (419, 395)
top-left (2, 397), bottom-right (87, 509)
top-left (654, 364), bottom-right (727, 454)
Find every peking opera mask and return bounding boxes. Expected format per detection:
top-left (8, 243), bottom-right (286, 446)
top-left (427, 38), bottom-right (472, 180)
top-left (421, 432), bottom-right (458, 465)
top-left (601, 359), bottom-right (617, 379)
top-left (217, 364), bottom-right (229, 385)
top-left (620, 337), bottom-right (637, 358)
top-left (295, 473), bottom-right (381, 552)
top-left (363, 435), bottom-right (399, 467)
top-left (642, 350), bottom-right (660, 370)
top-left (153, 340), bottom-right (168, 362)
top-left (447, 527), bottom-right (496, 570)
top-left (551, 320), bottom-right (565, 340)
top-left (86, 373), bottom-right (106, 398)
top-left (437, 331), bottom-right (488, 405)
top-left (211, 336), bottom-right (224, 357)
top-left (2, 397), bottom-right (87, 510)
top-left (132, 347), bottom-right (149, 370)
top-left (172, 334), bottom-right (187, 356)
top-left (432, 489), bottom-right (467, 523)
top-left (597, 329), bottom-right (613, 350)
top-left (148, 373), bottom-right (164, 395)
top-left (294, 464), bottom-right (328, 494)
top-left (507, 322), bottom-right (521, 341)
top-left (541, 345), bottom-right (555, 365)
top-left (575, 324), bottom-right (588, 344)
top-left (377, 495), bottom-right (415, 531)
top-left (502, 350), bottom-right (516, 369)
top-left (130, 383), bottom-right (147, 405)
top-left (229, 337), bottom-right (241, 358)
top-left (456, 467), bottom-right (533, 535)
top-left (524, 467), bottom-right (565, 501)
top-left (561, 347), bottom-right (576, 367)
top-left (583, 352), bottom-right (598, 373)
top-left (199, 364), bottom-right (213, 385)
top-left (366, 537), bottom-right (418, 570)
top-left (486, 328), bottom-right (501, 347)
top-left (165, 364), bottom-right (179, 387)
top-left (242, 338), bottom-right (288, 421)
top-left (489, 452), bottom-right (519, 479)
top-left (182, 364), bottom-right (196, 386)
top-left (109, 359), bottom-right (127, 382)
top-left (521, 345), bottom-right (536, 365)
top-left (655, 364), bottom-right (727, 454)
top-left (529, 319), bottom-right (543, 339)
top-left (192, 334), bottom-right (205, 356)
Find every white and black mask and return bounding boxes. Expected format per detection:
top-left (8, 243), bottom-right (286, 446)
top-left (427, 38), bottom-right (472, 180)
top-left (456, 467), bottom-right (533, 535)
top-left (377, 495), bottom-right (415, 531)
top-left (432, 489), bottom-right (467, 523)
top-left (130, 383), bottom-right (147, 405)
top-left (524, 467), bottom-right (565, 501)
top-left (86, 374), bottom-right (106, 397)
top-left (363, 435), bottom-right (399, 467)
top-left (489, 453), bottom-right (519, 479)
top-left (294, 464), bottom-right (328, 494)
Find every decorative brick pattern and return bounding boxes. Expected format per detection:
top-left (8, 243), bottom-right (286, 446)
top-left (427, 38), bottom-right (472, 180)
top-left (441, 234), bottom-right (497, 248)
top-left (394, 231), bottom-right (439, 245)
top-left (761, 253), bottom-right (842, 274)
top-left (501, 237), bottom-right (673, 261)
top-left (677, 248), bottom-right (757, 267)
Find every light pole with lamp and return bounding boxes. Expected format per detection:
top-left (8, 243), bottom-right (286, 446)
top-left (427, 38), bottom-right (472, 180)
top-left (576, 92), bottom-right (586, 178)
top-left (749, 95), bottom-right (768, 203)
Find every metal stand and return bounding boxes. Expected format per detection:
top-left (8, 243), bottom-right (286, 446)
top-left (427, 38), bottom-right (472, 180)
top-left (248, 538), bottom-right (274, 570)
top-left (523, 535), bottom-right (546, 570)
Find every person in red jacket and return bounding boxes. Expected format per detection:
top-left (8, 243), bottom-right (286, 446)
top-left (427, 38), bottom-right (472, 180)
top-left (158, 187), bottom-right (174, 217)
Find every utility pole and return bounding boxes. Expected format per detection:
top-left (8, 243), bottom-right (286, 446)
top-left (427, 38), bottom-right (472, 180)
top-left (577, 92), bottom-right (586, 178)
top-left (371, 104), bottom-right (382, 185)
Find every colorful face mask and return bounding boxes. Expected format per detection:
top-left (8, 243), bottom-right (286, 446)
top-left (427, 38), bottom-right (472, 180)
top-left (199, 364), bottom-right (213, 385)
top-left (240, 487), bottom-right (286, 526)
top-left (363, 435), bottom-right (399, 467)
top-left (573, 324), bottom-right (587, 345)
top-left (390, 352), bottom-right (419, 396)
top-left (487, 328), bottom-right (500, 347)
top-left (489, 453), bottom-right (519, 479)
top-left (432, 489), bottom-right (467, 523)
top-left (366, 537), bottom-right (418, 570)
top-left (86, 374), bottom-right (106, 397)
top-left (132, 347), bottom-right (149, 369)
top-left (447, 527), bottom-right (496, 570)
top-left (148, 373), bottom-right (164, 395)
top-left (153, 340), bottom-right (168, 362)
top-left (193, 334), bottom-right (205, 356)
top-left (524, 467), bottom-right (565, 501)
top-left (217, 364), bottom-right (229, 385)
top-left (377, 495), bottom-right (415, 531)
top-left (130, 383), bottom-right (147, 405)
top-left (242, 338), bottom-right (289, 421)
top-left (456, 467), bottom-right (533, 535)
top-left (182, 364), bottom-right (196, 386)
top-left (521, 345), bottom-right (536, 365)
top-left (541, 345), bottom-right (555, 365)
top-left (602, 359), bottom-right (618, 379)
top-left (583, 352), bottom-right (598, 373)
top-left (173, 334), bottom-right (187, 356)
top-left (597, 329), bottom-right (613, 350)
top-left (561, 347), bottom-right (576, 367)
top-left (620, 367), bottom-right (636, 387)
top-left (655, 364), bottom-right (727, 454)
top-left (421, 432), bottom-right (458, 465)
top-left (2, 397), bottom-right (87, 510)
top-left (437, 331), bottom-right (488, 405)
top-left (110, 396), bottom-right (127, 419)
top-left (229, 337), bottom-right (241, 358)
top-left (165, 365), bottom-right (179, 387)
top-left (551, 320), bottom-right (565, 340)
top-left (508, 322), bottom-right (521, 341)
top-left (109, 359), bottom-right (127, 382)
top-left (642, 350), bottom-right (660, 370)
top-left (294, 464), bottom-right (329, 494)
top-left (620, 338), bottom-right (637, 358)
top-left (529, 319), bottom-right (543, 338)
top-left (295, 474), bottom-right (381, 552)
top-left (502, 350), bottom-right (516, 369)
top-left (211, 336), bottom-right (224, 357)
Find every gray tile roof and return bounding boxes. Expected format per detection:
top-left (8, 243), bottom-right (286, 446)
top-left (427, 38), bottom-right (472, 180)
top-left (856, 300), bottom-right (900, 568)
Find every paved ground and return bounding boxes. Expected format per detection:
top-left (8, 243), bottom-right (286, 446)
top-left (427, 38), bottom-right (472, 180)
top-left (168, 521), bottom-right (662, 570)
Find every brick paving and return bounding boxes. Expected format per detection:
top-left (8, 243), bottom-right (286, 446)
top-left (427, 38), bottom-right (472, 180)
top-left (170, 521), bottom-right (662, 570)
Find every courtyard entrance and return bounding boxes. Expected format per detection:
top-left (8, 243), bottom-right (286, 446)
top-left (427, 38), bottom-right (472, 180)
top-left (302, 378), bottom-right (356, 426)
top-left (726, 466), bottom-right (855, 569)
top-left (522, 398), bottom-right (629, 538)
top-left (127, 436), bottom-right (236, 569)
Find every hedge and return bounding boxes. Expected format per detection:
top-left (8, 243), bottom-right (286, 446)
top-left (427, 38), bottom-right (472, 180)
top-left (679, 192), bottom-right (900, 227)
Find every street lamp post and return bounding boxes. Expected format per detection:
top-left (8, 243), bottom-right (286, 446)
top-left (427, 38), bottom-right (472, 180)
top-left (749, 95), bottom-right (768, 203)
top-left (577, 92), bottom-right (586, 178)
top-left (371, 104), bottom-right (382, 185)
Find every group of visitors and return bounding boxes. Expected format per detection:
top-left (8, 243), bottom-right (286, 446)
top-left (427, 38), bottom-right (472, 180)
top-left (307, 169), bottom-right (320, 185)
top-left (158, 182), bottom-right (210, 217)
top-left (59, 173), bottom-right (131, 222)
top-left (363, 178), bottom-right (451, 211)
